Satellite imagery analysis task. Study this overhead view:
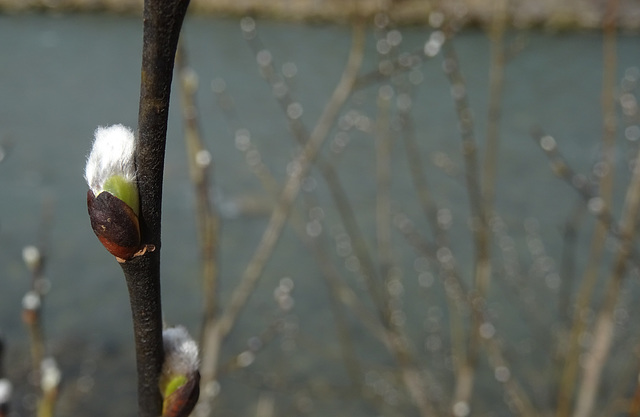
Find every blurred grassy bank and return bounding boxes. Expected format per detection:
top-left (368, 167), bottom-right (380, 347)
top-left (2, 0), bottom-right (640, 30)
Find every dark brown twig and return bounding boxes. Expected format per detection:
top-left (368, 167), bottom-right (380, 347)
top-left (119, 1), bottom-right (190, 416)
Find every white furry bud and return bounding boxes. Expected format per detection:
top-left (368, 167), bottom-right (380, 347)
top-left (160, 326), bottom-right (200, 417)
top-left (84, 124), bottom-right (136, 195)
top-left (40, 357), bottom-right (61, 392)
top-left (162, 326), bottom-right (199, 377)
top-left (84, 124), bottom-right (141, 261)
top-left (22, 245), bottom-right (41, 271)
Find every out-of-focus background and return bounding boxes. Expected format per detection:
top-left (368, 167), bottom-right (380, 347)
top-left (1, 1), bottom-right (640, 417)
top-left (3, 0), bottom-right (640, 29)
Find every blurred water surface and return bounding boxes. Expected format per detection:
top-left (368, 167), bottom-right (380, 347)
top-left (1, 12), bottom-right (639, 416)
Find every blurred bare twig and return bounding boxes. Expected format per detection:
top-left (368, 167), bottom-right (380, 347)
top-left (197, 22), bottom-right (366, 415)
top-left (441, 30), bottom-right (494, 412)
top-left (176, 42), bottom-right (222, 342)
top-left (482, 0), bottom-right (507, 208)
top-left (394, 210), bottom-right (539, 417)
top-left (241, 17), bottom-right (386, 319)
top-left (573, 145), bottom-right (640, 417)
top-left (557, 2), bottom-right (619, 415)
top-left (20, 199), bottom-right (61, 417)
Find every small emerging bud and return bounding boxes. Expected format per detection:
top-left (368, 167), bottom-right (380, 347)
top-left (84, 125), bottom-right (142, 261)
top-left (22, 245), bottom-right (42, 273)
top-left (160, 326), bottom-right (200, 417)
top-left (40, 357), bottom-right (61, 394)
top-left (38, 357), bottom-right (60, 417)
top-left (21, 290), bottom-right (41, 325)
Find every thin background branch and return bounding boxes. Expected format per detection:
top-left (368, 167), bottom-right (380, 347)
top-left (197, 23), bottom-right (366, 416)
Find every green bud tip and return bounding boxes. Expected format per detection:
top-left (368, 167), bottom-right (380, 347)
top-left (84, 124), bottom-right (138, 214)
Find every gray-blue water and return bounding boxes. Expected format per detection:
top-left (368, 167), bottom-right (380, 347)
top-left (1, 12), bottom-right (640, 417)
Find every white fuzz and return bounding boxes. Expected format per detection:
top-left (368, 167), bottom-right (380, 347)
top-left (22, 290), bottom-right (41, 310)
top-left (0, 378), bottom-right (12, 404)
top-left (84, 124), bottom-right (136, 194)
top-left (162, 326), bottom-right (199, 377)
top-left (22, 245), bottom-right (41, 268)
top-left (40, 357), bottom-right (61, 392)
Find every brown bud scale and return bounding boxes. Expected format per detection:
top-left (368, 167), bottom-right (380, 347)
top-left (87, 190), bottom-right (141, 261)
top-left (162, 371), bottom-right (200, 417)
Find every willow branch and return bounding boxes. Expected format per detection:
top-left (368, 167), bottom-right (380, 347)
top-left (120, 1), bottom-right (189, 416)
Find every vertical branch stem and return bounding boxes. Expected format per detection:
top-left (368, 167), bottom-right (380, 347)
top-left (375, 85), bottom-right (439, 416)
top-left (442, 34), bottom-right (490, 411)
top-left (557, 3), bottom-right (618, 415)
top-left (120, 1), bottom-right (190, 416)
top-left (375, 86), bottom-right (393, 315)
top-left (573, 146), bottom-right (640, 417)
top-left (482, 0), bottom-right (507, 207)
top-left (397, 74), bottom-right (470, 377)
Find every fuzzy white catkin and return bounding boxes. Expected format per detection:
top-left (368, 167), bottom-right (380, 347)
top-left (0, 378), bottom-right (11, 404)
top-left (84, 124), bottom-right (136, 195)
top-left (162, 326), bottom-right (199, 377)
top-left (41, 357), bottom-right (61, 392)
